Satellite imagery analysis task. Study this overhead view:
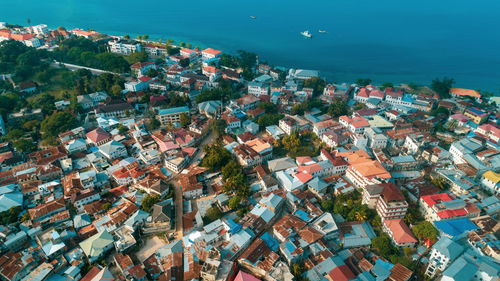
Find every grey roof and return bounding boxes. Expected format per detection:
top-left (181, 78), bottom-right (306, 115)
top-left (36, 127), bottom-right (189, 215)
top-left (157, 240), bottom-right (183, 258)
top-left (268, 157), bottom-right (297, 172)
top-left (433, 237), bottom-right (464, 260)
top-left (0, 192), bottom-right (23, 212)
top-left (152, 199), bottom-right (174, 223)
top-left (73, 214), bottom-right (92, 229)
top-left (198, 100), bottom-right (222, 115)
top-left (98, 140), bottom-right (124, 155)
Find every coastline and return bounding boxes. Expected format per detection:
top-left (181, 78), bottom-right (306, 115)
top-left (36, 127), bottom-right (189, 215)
top-left (3, 19), bottom-right (500, 92)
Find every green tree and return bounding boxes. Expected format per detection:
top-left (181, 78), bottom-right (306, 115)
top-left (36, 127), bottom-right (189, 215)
top-left (371, 234), bottom-right (396, 258)
top-left (413, 221), bottom-right (439, 242)
top-left (257, 113), bottom-right (283, 129)
top-left (180, 113), bottom-right (190, 128)
top-left (228, 195), bottom-right (242, 210)
top-left (141, 194), bottom-right (161, 212)
top-left (111, 84), bottom-right (123, 98)
top-left (304, 77), bottom-right (326, 97)
top-left (201, 144), bottom-right (231, 171)
top-left (149, 118), bottom-right (161, 130)
top-left (102, 203), bottom-right (112, 211)
top-left (167, 47), bottom-right (180, 56)
top-left (356, 78), bottom-right (372, 86)
top-left (143, 34), bottom-right (149, 40)
top-left (13, 139), bottom-right (37, 153)
top-left (258, 102), bottom-right (277, 113)
top-left (328, 98), bottom-right (348, 117)
top-left (117, 124), bottom-right (129, 134)
top-left (40, 111), bottom-right (77, 138)
top-left (431, 77), bottom-right (454, 99)
top-left (381, 82), bottom-right (393, 89)
top-left (123, 35), bottom-right (130, 40)
top-left (146, 68), bottom-right (159, 77)
top-left (204, 206), bottom-right (223, 224)
top-left (126, 51), bottom-right (148, 65)
top-left (210, 119), bottom-right (227, 138)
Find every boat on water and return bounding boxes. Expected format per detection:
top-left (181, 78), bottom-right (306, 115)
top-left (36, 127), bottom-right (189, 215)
top-left (250, 16), bottom-right (256, 19)
top-left (318, 30), bottom-right (327, 33)
top-left (301, 30), bottom-right (312, 38)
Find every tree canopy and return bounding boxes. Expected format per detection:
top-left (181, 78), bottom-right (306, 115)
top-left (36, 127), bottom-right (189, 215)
top-left (40, 111), bottom-right (77, 138)
top-left (431, 77), bottom-right (454, 99)
top-left (304, 77), bottom-right (326, 97)
top-left (371, 234), bottom-right (396, 258)
top-left (413, 221), bottom-right (439, 242)
top-left (201, 144), bottom-right (231, 171)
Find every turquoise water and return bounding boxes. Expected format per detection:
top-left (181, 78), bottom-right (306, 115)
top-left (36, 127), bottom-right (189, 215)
top-left (1, 0), bottom-right (499, 91)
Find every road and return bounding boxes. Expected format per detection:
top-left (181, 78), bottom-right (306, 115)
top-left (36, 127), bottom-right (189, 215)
top-left (50, 60), bottom-right (124, 76)
top-left (170, 130), bottom-right (215, 241)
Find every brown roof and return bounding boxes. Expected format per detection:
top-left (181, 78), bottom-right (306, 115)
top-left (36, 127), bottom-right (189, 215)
top-left (86, 128), bottom-right (111, 143)
top-left (114, 253), bottom-right (134, 272)
top-left (28, 197), bottom-right (66, 220)
top-left (381, 182), bottom-right (405, 202)
top-left (388, 263), bottom-right (413, 281)
top-left (298, 226), bottom-right (324, 244)
top-left (239, 238), bottom-right (279, 271)
top-left (273, 214), bottom-right (306, 240)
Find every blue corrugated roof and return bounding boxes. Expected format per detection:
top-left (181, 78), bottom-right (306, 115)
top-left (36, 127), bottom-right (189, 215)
top-left (158, 106), bottom-right (189, 115)
top-left (433, 218), bottom-right (478, 237)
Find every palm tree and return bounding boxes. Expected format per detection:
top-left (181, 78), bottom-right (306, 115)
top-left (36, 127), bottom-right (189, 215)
top-left (137, 35), bottom-right (142, 40)
top-left (354, 211), bottom-right (367, 221)
top-left (143, 34), bottom-right (149, 40)
top-left (124, 35), bottom-right (130, 40)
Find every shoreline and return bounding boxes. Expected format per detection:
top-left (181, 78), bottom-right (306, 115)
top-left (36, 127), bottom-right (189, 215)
top-left (3, 20), bottom-right (500, 92)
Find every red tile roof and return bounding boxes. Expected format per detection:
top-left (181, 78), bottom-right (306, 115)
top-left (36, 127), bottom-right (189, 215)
top-left (384, 219), bottom-right (417, 244)
top-left (328, 265), bottom-right (356, 281)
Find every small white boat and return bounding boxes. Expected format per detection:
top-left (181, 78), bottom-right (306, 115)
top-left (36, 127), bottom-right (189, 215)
top-left (318, 30), bottom-right (327, 33)
top-left (301, 30), bottom-right (312, 38)
top-left (250, 16), bottom-right (256, 19)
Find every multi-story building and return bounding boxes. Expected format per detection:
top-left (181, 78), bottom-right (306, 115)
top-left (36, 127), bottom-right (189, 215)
top-left (375, 182), bottom-right (408, 221)
top-left (201, 48), bottom-right (222, 61)
top-left (464, 107), bottom-right (489, 124)
top-left (156, 106), bottom-right (190, 125)
top-left (248, 81), bottom-right (269, 97)
top-left (420, 193), bottom-right (481, 221)
top-left (425, 237), bottom-right (464, 278)
top-left (481, 171), bottom-right (500, 195)
top-left (108, 39), bottom-right (142, 55)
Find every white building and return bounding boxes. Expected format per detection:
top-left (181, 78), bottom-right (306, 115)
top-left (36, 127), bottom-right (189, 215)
top-left (425, 237), bottom-right (464, 278)
top-left (108, 40), bottom-right (142, 55)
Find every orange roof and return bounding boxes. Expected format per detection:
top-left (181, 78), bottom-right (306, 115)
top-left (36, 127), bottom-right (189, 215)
top-left (337, 150), bottom-right (371, 164)
top-left (450, 88), bottom-right (480, 98)
top-left (295, 171), bottom-right (313, 184)
top-left (245, 138), bottom-right (271, 154)
top-left (202, 48), bottom-right (222, 56)
top-left (352, 160), bottom-right (391, 179)
top-left (384, 219), bottom-right (417, 244)
top-left (202, 65), bottom-right (220, 73)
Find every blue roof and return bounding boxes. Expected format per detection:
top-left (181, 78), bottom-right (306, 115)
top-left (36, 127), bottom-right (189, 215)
top-left (467, 107), bottom-right (487, 116)
top-left (402, 93), bottom-right (414, 103)
top-left (260, 232), bottom-right (279, 251)
top-left (158, 106), bottom-right (189, 115)
top-left (442, 256), bottom-right (477, 280)
top-left (293, 209), bottom-right (314, 222)
top-left (434, 218), bottom-right (478, 237)
top-left (391, 155), bottom-right (415, 163)
top-left (433, 237), bottom-right (464, 259)
top-left (226, 219), bottom-right (242, 234)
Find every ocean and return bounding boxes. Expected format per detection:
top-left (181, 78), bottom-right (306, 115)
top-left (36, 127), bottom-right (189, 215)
top-left (1, 0), bottom-right (499, 91)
